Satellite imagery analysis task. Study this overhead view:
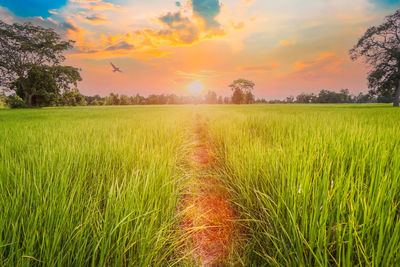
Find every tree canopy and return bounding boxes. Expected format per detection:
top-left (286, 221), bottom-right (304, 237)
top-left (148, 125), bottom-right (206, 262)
top-left (350, 9), bottom-right (400, 107)
top-left (0, 20), bottom-right (81, 106)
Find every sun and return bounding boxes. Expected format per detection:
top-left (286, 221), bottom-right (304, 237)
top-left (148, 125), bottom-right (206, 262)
top-left (188, 80), bottom-right (205, 94)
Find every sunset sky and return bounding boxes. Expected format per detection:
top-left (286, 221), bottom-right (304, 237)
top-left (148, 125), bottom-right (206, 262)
top-left (0, 0), bottom-right (399, 98)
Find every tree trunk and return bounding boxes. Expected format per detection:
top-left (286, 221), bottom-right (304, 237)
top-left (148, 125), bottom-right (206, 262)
top-left (20, 80), bottom-right (33, 106)
top-left (394, 80), bottom-right (400, 107)
top-left (27, 93), bottom-right (33, 106)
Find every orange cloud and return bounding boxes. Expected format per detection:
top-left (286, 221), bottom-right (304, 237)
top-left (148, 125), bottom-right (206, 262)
top-left (231, 21), bottom-right (245, 30)
top-left (69, 8), bottom-right (227, 60)
top-left (280, 40), bottom-right (297, 46)
top-left (238, 62), bottom-right (279, 73)
top-left (62, 19), bottom-right (87, 44)
top-left (70, 0), bottom-right (127, 12)
top-left (176, 70), bottom-right (220, 80)
top-left (294, 53), bottom-right (335, 71)
top-left (291, 53), bottom-right (343, 81)
top-left (242, 0), bottom-right (255, 5)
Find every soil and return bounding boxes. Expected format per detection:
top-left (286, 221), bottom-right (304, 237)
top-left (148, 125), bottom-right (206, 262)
top-left (179, 117), bottom-right (237, 266)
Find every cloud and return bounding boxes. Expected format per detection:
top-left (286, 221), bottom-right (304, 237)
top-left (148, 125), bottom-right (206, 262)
top-left (239, 63), bottom-right (279, 73)
top-left (61, 20), bottom-right (80, 32)
top-left (191, 0), bottom-right (221, 29)
top-left (69, 0), bottom-right (127, 12)
top-left (60, 19), bottom-right (90, 46)
top-left (106, 41), bottom-right (134, 51)
top-left (176, 70), bottom-right (220, 80)
top-left (64, 0), bottom-right (227, 60)
top-left (242, 0), bottom-right (255, 5)
top-left (0, 6), bottom-right (14, 23)
top-left (291, 53), bottom-right (343, 80)
top-left (280, 40), bottom-right (296, 46)
top-left (176, 1), bottom-right (181, 7)
top-left (82, 13), bottom-right (108, 25)
top-left (231, 21), bottom-right (245, 30)
top-left (158, 12), bottom-right (199, 43)
top-left (280, 40), bottom-right (289, 46)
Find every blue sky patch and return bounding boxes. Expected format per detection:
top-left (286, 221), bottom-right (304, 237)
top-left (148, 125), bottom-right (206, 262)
top-left (371, 0), bottom-right (400, 6)
top-left (0, 0), bottom-right (67, 17)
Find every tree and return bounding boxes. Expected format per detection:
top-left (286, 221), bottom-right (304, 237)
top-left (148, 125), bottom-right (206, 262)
top-left (61, 88), bottom-right (86, 106)
top-left (205, 91), bottom-right (217, 104)
top-left (147, 95), bottom-right (159, 105)
top-left (350, 10), bottom-right (400, 107)
top-left (91, 99), bottom-right (100, 106)
top-left (338, 89), bottom-right (352, 103)
top-left (11, 65), bottom-right (81, 106)
top-left (223, 96), bottom-right (230, 104)
top-left (229, 79), bottom-right (255, 104)
top-left (12, 65), bottom-right (58, 106)
top-left (231, 88), bottom-right (243, 104)
top-left (285, 95), bottom-right (294, 103)
top-left (355, 92), bottom-right (376, 103)
top-left (5, 95), bottom-right (26, 108)
top-left (244, 91), bottom-right (255, 104)
top-left (0, 93), bottom-right (5, 107)
top-left (85, 94), bottom-right (104, 105)
top-left (0, 20), bottom-right (79, 106)
top-left (105, 93), bottom-right (119, 105)
top-left (119, 94), bottom-right (131, 105)
top-left (296, 93), bottom-right (315, 103)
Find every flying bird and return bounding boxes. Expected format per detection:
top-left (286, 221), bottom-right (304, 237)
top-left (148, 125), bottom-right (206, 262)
top-left (110, 62), bottom-right (122, 73)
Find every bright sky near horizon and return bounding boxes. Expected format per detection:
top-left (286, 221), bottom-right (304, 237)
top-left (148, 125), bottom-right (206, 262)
top-left (0, 0), bottom-right (399, 98)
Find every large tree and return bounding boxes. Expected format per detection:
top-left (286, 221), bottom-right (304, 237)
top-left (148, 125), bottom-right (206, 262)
top-left (350, 10), bottom-right (400, 107)
top-left (11, 65), bottom-right (81, 106)
top-left (229, 78), bottom-right (255, 104)
top-left (0, 20), bottom-right (80, 106)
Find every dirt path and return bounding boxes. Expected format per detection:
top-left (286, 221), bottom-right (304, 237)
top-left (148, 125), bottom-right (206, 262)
top-left (179, 114), bottom-right (239, 266)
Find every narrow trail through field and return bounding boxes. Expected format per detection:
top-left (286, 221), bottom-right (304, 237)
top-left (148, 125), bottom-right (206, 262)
top-left (179, 113), bottom-right (239, 266)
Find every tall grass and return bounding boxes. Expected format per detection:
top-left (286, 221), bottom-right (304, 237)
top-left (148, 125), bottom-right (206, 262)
top-left (0, 106), bottom-right (191, 266)
top-left (2, 104), bottom-right (399, 266)
top-left (203, 104), bottom-right (400, 266)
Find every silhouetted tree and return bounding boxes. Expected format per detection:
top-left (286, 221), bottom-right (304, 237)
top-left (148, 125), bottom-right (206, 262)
top-left (296, 93), bottom-right (315, 103)
top-left (244, 91), bottom-right (255, 104)
top-left (355, 92), bottom-right (376, 103)
top-left (350, 9), bottom-right (400, 107)
top-left (205, 91), bottom-right (217, 104)
top-left (286, 96), bottom-right (294, 103)
top-left (229, 79), bottom-right (255, 104)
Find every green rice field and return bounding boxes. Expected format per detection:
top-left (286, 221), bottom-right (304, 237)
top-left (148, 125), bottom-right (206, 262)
top-left (1, 104), bottom-right (399, 266)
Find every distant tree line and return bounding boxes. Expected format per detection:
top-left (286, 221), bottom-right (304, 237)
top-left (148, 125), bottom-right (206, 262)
top-left (0, 86), bottom-right (394, 108)
top-left (257, 89), bottom-right (386, 104)
top-left (74, 88), bottom-right (388, 107)
top-left (83, 92), bottom-right (231, 105)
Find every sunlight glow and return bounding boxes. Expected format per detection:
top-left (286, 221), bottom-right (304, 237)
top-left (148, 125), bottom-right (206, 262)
top-left (188, 80), bottom-right (205, 94)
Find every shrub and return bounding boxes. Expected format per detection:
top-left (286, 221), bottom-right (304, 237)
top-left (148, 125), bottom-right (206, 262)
top-left (6, 95), bottom-right (27, 108)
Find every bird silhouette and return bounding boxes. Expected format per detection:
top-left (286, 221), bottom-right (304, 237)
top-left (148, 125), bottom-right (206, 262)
top-left (110, 62), bottom-right (122, 73)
